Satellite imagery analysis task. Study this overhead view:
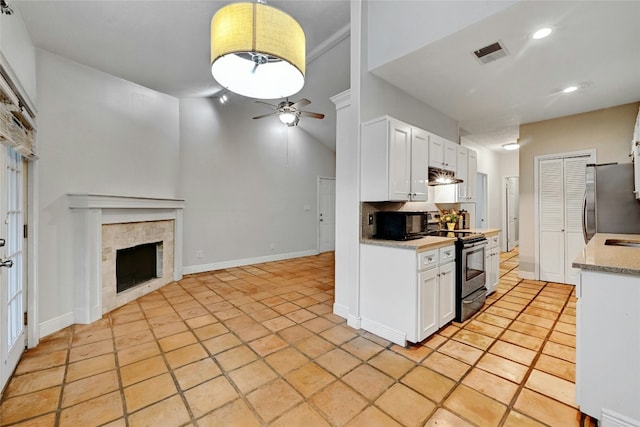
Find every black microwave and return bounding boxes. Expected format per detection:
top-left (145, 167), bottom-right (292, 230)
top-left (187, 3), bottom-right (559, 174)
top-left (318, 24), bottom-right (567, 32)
top-left (376, 211), bottom-right (431, 240)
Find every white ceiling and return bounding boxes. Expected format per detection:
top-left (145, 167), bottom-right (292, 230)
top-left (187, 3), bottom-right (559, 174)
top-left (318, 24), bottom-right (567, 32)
top-left (15, 1), bottom-right (640, 152)
top-left (371, 1), bottom-right (640, 150)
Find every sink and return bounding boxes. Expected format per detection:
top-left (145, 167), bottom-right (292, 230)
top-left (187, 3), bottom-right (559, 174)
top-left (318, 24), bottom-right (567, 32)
top-left (604, 239), bottom-right (640, 248)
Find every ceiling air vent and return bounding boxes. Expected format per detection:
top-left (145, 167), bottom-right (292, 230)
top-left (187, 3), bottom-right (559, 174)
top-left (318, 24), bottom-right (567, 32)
top-left (473, 41), bottom-right (508, 64)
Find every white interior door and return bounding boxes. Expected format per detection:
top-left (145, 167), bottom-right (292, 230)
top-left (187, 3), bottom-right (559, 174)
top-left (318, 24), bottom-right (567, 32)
top-left (1, 146), bottom-right (26, 392)
top-left (506, 177), bottom-right (519, 251)
top-left (318, 177), bottom-right (335, 253)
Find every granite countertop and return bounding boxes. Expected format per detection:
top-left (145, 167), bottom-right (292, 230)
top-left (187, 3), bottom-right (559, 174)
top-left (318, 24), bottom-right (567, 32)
top-left (572, 233), bottom-right (640, 276)
top-left (361, 229), bottom-right (501, 252)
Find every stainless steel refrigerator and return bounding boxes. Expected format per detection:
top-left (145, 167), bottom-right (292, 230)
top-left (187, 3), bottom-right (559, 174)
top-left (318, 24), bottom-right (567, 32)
top-left (583, 163), bottom-right (640, 242)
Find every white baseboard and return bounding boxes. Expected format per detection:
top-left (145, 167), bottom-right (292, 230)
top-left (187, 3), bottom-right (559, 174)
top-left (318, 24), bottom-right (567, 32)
top-left (601, 408), bottom-right (640, 427)
top-left (361, 317), bottom-right (406, 346)
top-left (39, 312), bottom-right (74, 339)
top-left (182, 249), bottom-right (320, 275)
top-left (519, 271), bottom-right (535, 280)
top-left (333, 303), bottom-right (348, 319)
top-left (347, 314), bottom-right (361, 330)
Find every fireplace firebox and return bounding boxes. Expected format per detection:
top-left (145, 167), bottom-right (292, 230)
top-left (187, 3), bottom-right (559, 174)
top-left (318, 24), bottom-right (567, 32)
top-left (116, 242), bottom-right (162, 293)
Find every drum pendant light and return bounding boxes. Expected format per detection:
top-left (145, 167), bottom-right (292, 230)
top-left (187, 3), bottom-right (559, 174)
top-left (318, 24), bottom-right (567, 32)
top-left (210, 2), bottom-right (305, 99)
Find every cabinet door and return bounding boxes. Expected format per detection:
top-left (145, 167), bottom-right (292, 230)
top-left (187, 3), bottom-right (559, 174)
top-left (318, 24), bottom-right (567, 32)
top-left (428, 134), bottom-right (445, 168)
top-left (456, 146), bottom-right (468, 200)
top-left (438, 262), bottom-right (455, 327)
top-left (467, 150), bottom-right (478, 202)
top-left (487, 247), bottom-right (500, 294)
top-left (634, 142), bottom-right (640, 200)
top-left (410, 127), bottom-right (429, 201)
top-left (443, 140), bottom-right (457, 172)
top-left (388, 120), bottom-right (412, 201)
top-left (418, 268), bottom-right (438, 341)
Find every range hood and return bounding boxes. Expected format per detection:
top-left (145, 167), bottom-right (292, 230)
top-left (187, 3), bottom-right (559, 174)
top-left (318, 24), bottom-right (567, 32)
top-left (428, 167), bottom-right (463, 186)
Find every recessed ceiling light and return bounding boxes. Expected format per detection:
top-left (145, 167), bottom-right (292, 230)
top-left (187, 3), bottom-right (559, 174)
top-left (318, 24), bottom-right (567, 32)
top-left (563, 86), bottom-right (579, 93)
top-left (503, 142), bottom-right (519, 151)
top-left (532, 27), bottom-right (552, 39)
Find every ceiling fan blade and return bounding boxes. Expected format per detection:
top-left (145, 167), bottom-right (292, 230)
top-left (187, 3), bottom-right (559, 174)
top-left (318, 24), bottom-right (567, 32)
top-left (254, 100), bottom-right (278, 108)
top-left (299, 111), bottom-right (325, 119)
top-left (252, 112), bottom-right (277, 119)
top-left (290, 98), bottom-right (311, 109)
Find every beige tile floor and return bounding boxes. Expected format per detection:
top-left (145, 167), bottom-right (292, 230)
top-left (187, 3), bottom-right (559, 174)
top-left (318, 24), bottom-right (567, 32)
top-left (0, 249), bottom-right (597, 426)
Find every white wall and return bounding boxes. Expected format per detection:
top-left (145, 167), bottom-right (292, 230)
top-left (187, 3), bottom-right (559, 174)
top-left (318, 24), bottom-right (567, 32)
top-left (1, 5), bottom-right (36, 104)
top-left (178, 97), bottom-right (335, 272)
top-left (36, 50), bottom-right (180, 331)
top-left (361, 3), bottom-right (458, 142)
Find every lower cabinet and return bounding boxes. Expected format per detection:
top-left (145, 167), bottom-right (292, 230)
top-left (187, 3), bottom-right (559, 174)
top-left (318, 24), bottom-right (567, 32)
top-left (485, 233), bottom-right (500, 294)
top-left (360, 243), bottom-right (456, 346)
top-left (576, 270), bottom-right (640, 424)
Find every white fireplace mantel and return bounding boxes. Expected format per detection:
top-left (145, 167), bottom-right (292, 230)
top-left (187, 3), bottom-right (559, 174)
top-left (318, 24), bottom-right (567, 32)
top-left (69, 194), bottom-right (185, 324)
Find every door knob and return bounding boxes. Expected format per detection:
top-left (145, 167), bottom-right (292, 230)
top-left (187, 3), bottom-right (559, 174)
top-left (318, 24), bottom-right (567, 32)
top-left (0, 238), bottom-right (5, 247)
top-left (0, 259), bottom-right (13, 268)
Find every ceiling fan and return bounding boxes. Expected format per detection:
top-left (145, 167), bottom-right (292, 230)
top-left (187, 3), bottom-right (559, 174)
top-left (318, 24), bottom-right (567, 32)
top-left (252, 98), bottom-right (324, 127)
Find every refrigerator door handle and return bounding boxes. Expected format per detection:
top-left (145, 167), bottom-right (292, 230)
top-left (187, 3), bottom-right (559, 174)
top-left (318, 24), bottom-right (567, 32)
top-left (582, 192), bottom-right (588, 243)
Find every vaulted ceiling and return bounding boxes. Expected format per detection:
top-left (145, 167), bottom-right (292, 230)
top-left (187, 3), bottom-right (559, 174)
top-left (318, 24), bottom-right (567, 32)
top-left (16, 1), bottom-right (640, 152)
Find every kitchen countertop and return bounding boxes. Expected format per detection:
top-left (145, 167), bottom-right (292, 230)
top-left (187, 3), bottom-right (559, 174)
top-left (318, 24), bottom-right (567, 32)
top-left (572, 233), bottom-right (640, 276)
top-left (361, 228), bottom-right (501, 252)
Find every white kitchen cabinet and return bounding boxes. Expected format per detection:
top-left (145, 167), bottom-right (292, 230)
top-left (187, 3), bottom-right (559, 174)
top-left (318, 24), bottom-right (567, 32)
top-left (455, 146), bottom-right (478, 202)
top-left (437, 260), bottom-right (455, 327)
top-left (428, 133), bottom-right (457, 172)
top-left (418, 268), bottom-right (438, 339)
top-left (485, 233), bottom-right (500, 294)
top-left (456, 146), bottom-right (468, 198)
top-left (361, 116), bottom-right (429, 202)
top-left (360, 243), bottom-right (456, 346)
top-left (576, 270), bottom-right (640, 424)
top-left (633, 106), bottom-right (640, 200)
top-left (467, 150), bottom-right (478, 202)
top-left (434, 147), bottom-right (478, 204)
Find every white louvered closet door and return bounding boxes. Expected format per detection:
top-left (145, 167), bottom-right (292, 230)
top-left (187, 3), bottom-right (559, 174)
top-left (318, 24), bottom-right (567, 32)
top-left (539, 156), bottom-right (588, 284)
top-left (539, 158), bottom-right (565, 283)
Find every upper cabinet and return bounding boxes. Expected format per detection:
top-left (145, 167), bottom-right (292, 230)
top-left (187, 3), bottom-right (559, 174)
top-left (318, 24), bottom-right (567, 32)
top-left (633, 106), bottom-right (640, 200)
top-left (361, 116), bottom-right (429, 202)
top-left (428, 134), bottom-right (457, 172)
top-left (457, 147), bottom-right (477, 202)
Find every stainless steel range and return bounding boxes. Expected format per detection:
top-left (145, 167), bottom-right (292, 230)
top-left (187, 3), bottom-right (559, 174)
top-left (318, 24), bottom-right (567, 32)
top-left (427, 230), bottom-right (488, 322)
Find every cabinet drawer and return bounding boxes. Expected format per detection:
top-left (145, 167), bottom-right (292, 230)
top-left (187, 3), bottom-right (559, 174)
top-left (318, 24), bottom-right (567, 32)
top-left (488, 235), bottom-right (499, 248)
top-left (418, 249), bottom-right (438, 271)
top-left (439, 246), bottom-right (455, 264)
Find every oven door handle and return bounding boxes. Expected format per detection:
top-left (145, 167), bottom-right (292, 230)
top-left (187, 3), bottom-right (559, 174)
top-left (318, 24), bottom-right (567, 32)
top-left (463, 241), bottom-right (487, 250)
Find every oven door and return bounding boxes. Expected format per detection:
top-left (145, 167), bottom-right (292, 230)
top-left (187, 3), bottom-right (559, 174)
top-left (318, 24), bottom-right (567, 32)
top-left (461, 239), bottom-right (487, 296)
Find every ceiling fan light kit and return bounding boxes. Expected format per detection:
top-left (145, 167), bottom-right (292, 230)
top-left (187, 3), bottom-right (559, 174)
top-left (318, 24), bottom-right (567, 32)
top-left (210, 2), bottom-right (306, 99)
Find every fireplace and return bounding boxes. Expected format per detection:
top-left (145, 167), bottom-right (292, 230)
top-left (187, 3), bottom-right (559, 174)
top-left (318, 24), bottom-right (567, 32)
top-left (116, 242), bottom-right (161, 293)
top-left (69, 194), bottom-right (185, 324)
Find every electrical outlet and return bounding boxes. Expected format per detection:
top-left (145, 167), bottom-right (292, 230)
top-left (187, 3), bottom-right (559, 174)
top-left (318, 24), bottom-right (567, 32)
top-left (196, 250), bottom-right (203, 258)
top-left (368, 213), bottom-right (374, 225)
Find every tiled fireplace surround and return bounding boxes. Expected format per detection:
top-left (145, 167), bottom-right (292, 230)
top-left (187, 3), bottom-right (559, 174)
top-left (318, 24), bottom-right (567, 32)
top-left (69, 194), bottom-right (185, 324)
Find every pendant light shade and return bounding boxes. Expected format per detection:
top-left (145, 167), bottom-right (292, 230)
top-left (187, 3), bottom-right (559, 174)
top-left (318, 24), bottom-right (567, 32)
top-left (210, 2), bottom-right (305, 99)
